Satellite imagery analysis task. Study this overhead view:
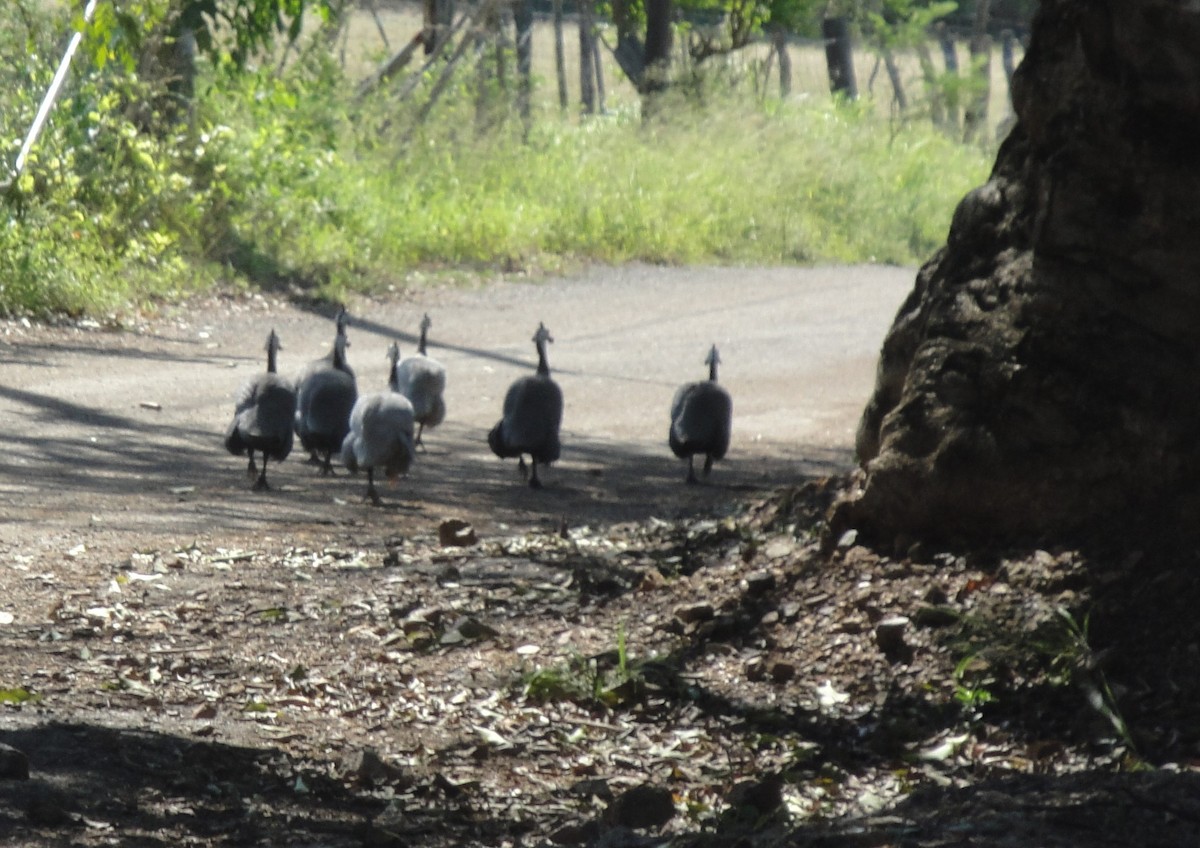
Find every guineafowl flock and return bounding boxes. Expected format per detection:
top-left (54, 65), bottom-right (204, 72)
top-left (226, 309), bottom-right (734, 500)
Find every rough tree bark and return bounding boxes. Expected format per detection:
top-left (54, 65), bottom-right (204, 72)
top-left (845, 0), bottom-right (1200, 544)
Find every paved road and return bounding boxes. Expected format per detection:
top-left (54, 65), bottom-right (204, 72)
top-left (0, 264), bottom-right (913, 558)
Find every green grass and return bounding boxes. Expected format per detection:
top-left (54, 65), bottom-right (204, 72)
top-left (0, 6), bottom-right (992, 317)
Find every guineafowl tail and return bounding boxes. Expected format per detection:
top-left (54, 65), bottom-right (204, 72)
top-left (488, 420), bottom-right (515, 458)
top-left (224, 424), bottom-right (246, 456)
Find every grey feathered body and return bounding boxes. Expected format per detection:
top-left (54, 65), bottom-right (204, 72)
top-left (225, 373), bottom-right (296, 462)
top-left (488, 374), bottom-right (562, 464)
top-left (296, 368), bottom-right (358, 458)
top-left (669, 380), bottom-right (732, 463)
top-left (340, 392), bottom-right (416, 479)
top-left (394, 355), bottom-right (446, 431)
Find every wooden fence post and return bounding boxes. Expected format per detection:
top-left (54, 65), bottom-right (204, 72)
top-left (822, 17), bottom-right (858, 100)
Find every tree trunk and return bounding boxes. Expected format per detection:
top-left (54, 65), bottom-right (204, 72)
top-left (642, 0), bottom-right (673, 94)
top-left (591, 26), bottom-right (607, 114)
top-left (822, 17), bottom-right (857, 100)
top-left (845, 0), bottom-right (1200, 544)
top-left (579, 0), bottom-right (597, 115)
top-left (515, 0), bottom-right (533, 133)
top-left (963, 0), bottom-right (993, 142)
top-left (424, 0), bottom-right (455, 55)
top-left (771, 28), bottom-right (792, 98)
top-left (552, 0), bottom-right (568, 113)
top-left (915, 40), bottom-right (945, 129)
top-left (935, 23), bottom-right (959, 132)
top-left (882, 47), bottom-right (908, 112)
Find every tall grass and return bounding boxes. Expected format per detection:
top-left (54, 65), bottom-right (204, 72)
top-left (0, 6), bottom-right (992, 316)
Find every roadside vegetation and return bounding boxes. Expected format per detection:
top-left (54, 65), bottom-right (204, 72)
top-left (0, 3), bottom-right (991, 318)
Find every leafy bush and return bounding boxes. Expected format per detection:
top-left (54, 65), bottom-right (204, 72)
top-left (0, 4), bottom-right (991, 317)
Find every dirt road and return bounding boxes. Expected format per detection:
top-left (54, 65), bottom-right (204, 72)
top-left (0, 264), bottom-right (913, 560)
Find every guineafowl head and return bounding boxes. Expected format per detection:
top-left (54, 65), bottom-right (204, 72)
top-left (533, 323), bottom-right (554, 375)
top-left (418, 313), bottom-right (432, 354)
top-left (705, 344), bottom-right (721, 381)
top-left (386, 341), bottom-right (401, 390)
top-left (266, 329), bottom-right (282, 372)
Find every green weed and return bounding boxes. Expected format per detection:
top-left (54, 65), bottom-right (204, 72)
top-left (0, 4), bottom-right (991, 317)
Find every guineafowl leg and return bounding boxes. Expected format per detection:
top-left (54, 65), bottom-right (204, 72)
top-left (702, 455), bottom-right (714, 479)
top-left (415, 423), bottom-right (426, 450)
top-left (246, 454), bottom-right (258, 480)
top-left (529, 460), bottom-right (543, 490)
top-left (320, 451), bottom-right (336, 476)
top-left (366, 468), bottom-right (382, 506)
top-left (252, 455), bottom-right (271, 491)
top-left (685, 456), bottom-right (699, 485)
top-left (517, 456), bottom-right (529, 482)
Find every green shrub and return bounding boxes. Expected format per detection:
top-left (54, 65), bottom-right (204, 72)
top-left (0, 4), bottom-right (991, 317)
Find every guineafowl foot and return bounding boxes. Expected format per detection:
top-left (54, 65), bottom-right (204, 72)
top-left (252, 477), bottom-right (271, 491)
top-left (246, 457), bottom-right (258, 479)
top-left (517, 457), bottom-right (529, 482)
top-left (685, 457), bottom-right (698, 485)
top-left (703, 455), bottom-right (714, 478)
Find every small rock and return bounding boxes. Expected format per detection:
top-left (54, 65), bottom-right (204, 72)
top-left (743, 571), bottom-right (776, 596)
top-left (26, 788), bottom-right (75, 827)
top-left (725, 774), bottom-right (785, 820)
top-left (763, 540), bottom-right (793, 560)
top-left (442, 616), bottom-right (499, 644)
top-left (836, 529), bottom-right (858, 549)
top-left (760, 610), bottom-right (780, 627)
top-left (342, 748), bottom-right (410, 788)
top-left (438, 519), bottom-right (477, 548)
top-left (674, 603), bottom-right (714, 625)
top-left (875, 616), bottom-right (913, 664)
top-left (550, 820), bottom-right (602, 845)
top-left (769, 661), bottom-right (796, 683)
top-left (779, 602), bottom-right (802, 622)
top-left (603, 783), bottom-right (676, 830)
top-left (913, 605), bottom-right (959, 628)
top-left (0, 743), bottom-right (29, 780)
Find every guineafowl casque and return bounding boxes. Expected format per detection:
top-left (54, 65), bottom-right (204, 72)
top-left (393, 313), bottom-right (446, 448)
top-left (488, 322), bottom-right (563, 489)
top-left (669, 344), bottom-right (732, 484)
top-left (225, 329), bottom-right (297, 491)
top-left (341, 342), bottom-right (416, 505)
top-left (295, 308), bottom-right (358, 475)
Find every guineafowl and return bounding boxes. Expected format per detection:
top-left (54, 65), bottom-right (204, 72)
top-left (394, 313), bottom-right (446, 448)
top-left (295, 308), bottom-right (358, 475)
top-left (225, 329), bottom-right (297, 491)
top-left (488, 322), bottom-right (563, 489)
top-left (669, 344), bottom-right (732, 484)
top-left (341, 342), bottom-right (416, 505)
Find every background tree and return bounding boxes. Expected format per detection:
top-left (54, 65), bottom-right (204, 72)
top-left (846, 0), bottom-right (1200, 544)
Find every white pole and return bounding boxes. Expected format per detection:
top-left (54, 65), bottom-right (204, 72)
top-left (9, 0), bottom-right (102, 182)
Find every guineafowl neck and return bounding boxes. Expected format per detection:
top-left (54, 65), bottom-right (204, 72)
top-left (709, 361), bottom-right (719, 382)
top-left (418, 327), bottom-right (428, 356)
top-left (267, 347), bottom-right (278, 373)
top-left (536, 341), bottom-right (550, 376)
